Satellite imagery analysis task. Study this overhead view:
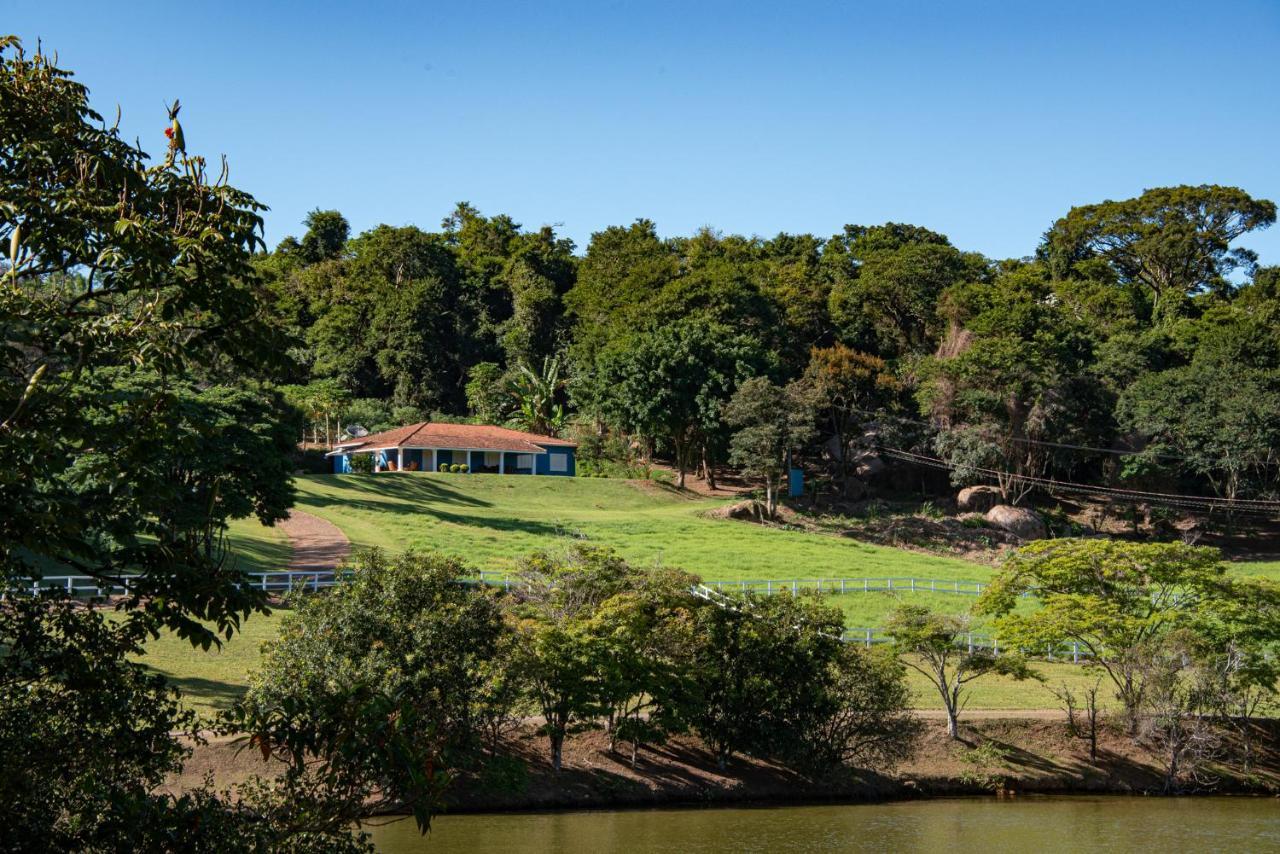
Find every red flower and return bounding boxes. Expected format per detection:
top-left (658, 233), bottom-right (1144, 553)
top-left (164, 127), bottom-right (174, 138)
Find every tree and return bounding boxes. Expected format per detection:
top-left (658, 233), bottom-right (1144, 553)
top-left (590, 581), bottom-right (698, 764)
top-left (230, 549), bottom-right (507, 834)
top-left (828, 232), bottom-right (974, 356)
top-left (920, 263), bottom-right (1109, 505)
top-left (680, 593), bottom-right (846, 768)
top-left (297, 208), bottom-right (351, 264)
top-left (793, 646), bottom-right (921, 774)
top-left (1117, 359), bottom-right (1280, 504)
top-left (976, 539), bottom-right (1254, 735)
top-left (599, 320), bottom-right (764, 488)
top-left (506, 354), bottom-right (567, 436)
top-left (795, 344), bottom-right (900, 496)
top-left (506, 546), bottom-right (643, 770)
top-left (0, 37), bottom-right (329, 845)
top-left (1044, 185), bottom-right (1276, 321)
top-left (722, 376), bottom-right (815, 516)
top-left (465, 361), bottom-right (509, 424)
top-left (885, 605), bottom-right (1036, 739)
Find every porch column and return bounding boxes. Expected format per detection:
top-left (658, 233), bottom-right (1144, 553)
top-left (430, 448), bottom-right (437, 472)
top-left (499, 453), bottom-right (506, 475)
top-left (397, 448), bottom-right (403, 472)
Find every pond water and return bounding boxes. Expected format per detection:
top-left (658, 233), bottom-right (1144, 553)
top-left (366, 795), bottom-right (1280, 852)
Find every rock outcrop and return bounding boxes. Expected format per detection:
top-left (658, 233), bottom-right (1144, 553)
top-left (957, 485), bottom-right (1004, 513)
top-left (984, 504), bottom-right (1047, 540)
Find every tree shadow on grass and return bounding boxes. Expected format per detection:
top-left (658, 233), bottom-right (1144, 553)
top-left (305, 473), bottom-right (493, 509)
top-left (157, 673), bottom-right (247, 712)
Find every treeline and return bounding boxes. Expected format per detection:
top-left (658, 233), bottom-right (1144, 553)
top-left (230, 546), bottom-right (920, 832)
top-left (263, 189), bottom-right (1280, 505)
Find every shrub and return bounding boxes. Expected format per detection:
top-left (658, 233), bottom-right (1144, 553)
top-left (292, 447), bottom-right (329, 474)
top-left (349, 454), bottom-right (374, 474)
top-left (229, 549), bottom-right (508, 834)
top-left (449, 464), bottom-right (461, 473)
top-left (438, 463), bottom-right (449, 473)
top-left (459, 463), bottom-right (470, 473)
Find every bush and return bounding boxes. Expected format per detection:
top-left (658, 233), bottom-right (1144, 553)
top-left (449, 464), bottom-right (461, 473)
top-left (438, 463), bottom-right (449, 473)
top-left (349, 454), bottom-right (374, 474)
top-left (229, 549), bottom-right (508, 835)
top-left (295, 447), bottom-right (331, 474)
top-left (459, 463), bottom-right (470, 473)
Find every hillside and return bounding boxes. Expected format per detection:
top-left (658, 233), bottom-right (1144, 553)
top-left (292, 473), bottom-right (984, 581)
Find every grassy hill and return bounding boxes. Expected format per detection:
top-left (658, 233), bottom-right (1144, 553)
top-left (293, 473), bottom-right (985, 581)
top-left (157, 473), bottom-right (1278, 717)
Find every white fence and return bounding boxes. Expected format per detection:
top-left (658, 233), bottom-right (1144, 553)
top-left (18, 572), bottom-right (1086, 662)
top-left (17, 571), bottom-right (1019, 599)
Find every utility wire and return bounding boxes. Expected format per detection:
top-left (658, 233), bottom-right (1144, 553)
top-left (878, 446), bottom-right (1280, 517)
top-left (855, 405), bottom-right (1280, 468)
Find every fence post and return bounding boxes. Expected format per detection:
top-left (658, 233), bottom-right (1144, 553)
top-left (967, 633), bottom-right (973, 653)
top-left (767, 580), bottom-right (772, 595)
top-left (911, 578), bottom-right (915, 592)
top-left (1072, 642), bottom-right (1079, 663)
top-left (792, 579), bottom-right (798, 596)
top-left (865, 629), bottom-right (872, 648)
top-left (931, 579), bottom-right (936, 591)
top-left (66, 577), bottom-right (73, 596)
top-left (863, 579), bottom-right (868, 592)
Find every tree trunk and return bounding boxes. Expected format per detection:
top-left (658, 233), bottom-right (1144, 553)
top-left (550, 732), bottom-right (564, 772)
top-left (766, 482), bottom-right (776, 518)
top-left (702, 444), bottom-right (717, 490)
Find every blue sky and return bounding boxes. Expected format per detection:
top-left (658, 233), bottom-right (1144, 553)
top-left (10, 1), bottom-right (1280, 263)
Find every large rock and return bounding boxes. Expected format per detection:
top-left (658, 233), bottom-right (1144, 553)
top-left (957, 485), bottom-right (1003, 513)
top-left (985, 504), bottom-right (1047, 540)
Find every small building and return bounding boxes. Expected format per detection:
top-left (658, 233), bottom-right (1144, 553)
top-left (325, 422), bottom-right (577, 476)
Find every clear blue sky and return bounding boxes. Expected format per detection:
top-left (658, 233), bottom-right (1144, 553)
top-left (10, 0), bottom-right (1280, 263)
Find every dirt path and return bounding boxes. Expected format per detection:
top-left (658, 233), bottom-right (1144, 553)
top-left (278, 509), bottom-right (350, 571)
top-left (913, 708), bottom-right (1061, 721)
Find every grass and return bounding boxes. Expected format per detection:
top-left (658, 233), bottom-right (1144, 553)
top-left (293, 473), bottom-right (985, 582)
top-left (224, 515), bottom-right (291, 574)
top-left (139, 612), bottom-right (286, 719)
top-left (151, 473), bottom-right (1279, 716)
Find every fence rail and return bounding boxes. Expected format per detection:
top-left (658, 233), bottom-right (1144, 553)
top-left (15, 573), bottom-right (1085, 662)
top-left (14, 571), bottom-right (1025, 599)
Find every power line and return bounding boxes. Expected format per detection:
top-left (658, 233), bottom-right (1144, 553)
top-left (878, 446), bottom-right (1280, 517)
top-left (855, 406), bottom-right (1280, 469)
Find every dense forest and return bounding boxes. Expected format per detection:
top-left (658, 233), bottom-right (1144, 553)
top-left (262, 188), bottom-right (1280, 508)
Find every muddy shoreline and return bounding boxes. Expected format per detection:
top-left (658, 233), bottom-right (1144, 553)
top-left (170, 715), bottom-right (1280, 814)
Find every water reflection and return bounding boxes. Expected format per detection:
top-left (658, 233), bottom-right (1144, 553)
top-left (367, 796), bottom-right (1279, 853)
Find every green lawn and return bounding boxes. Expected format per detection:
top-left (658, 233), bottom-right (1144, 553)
top-left (157, 473), bottom-right (1278, 717)
top-left (294, 473), bottom-right (985, 582)
top-left (224, 515), bottom-right (292, 574)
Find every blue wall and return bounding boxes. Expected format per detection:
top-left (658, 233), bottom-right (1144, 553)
top-left (534, 446), bottom-right (575, 477)
top-left (333, 453), bottom-right (351, 473)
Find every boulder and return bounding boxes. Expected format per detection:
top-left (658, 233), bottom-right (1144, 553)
top-left (957, 485), bottom-right (1003, 513)
top-left (984, 504), bottom-right (1047, 540)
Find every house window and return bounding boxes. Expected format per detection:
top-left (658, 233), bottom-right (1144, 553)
top-left (549, 453), bottom-right (568, 473)
top-left (484, 451), bottom-right (501, 467)
top-left (517, 454), bottom-right (534, 469)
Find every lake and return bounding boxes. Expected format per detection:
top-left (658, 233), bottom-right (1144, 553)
top-left (366, 796), bottom-right (1280, 852)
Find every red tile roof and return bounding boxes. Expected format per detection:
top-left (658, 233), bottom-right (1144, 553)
top-left (329, 422), bottom-right (576, 455)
